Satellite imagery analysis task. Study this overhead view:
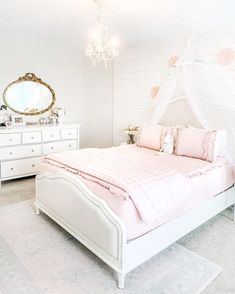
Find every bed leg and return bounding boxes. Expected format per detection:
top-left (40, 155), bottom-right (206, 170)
top-left (117, 272), bottom-right (125, 289)
top-left (35, 204), bottom-right (40, 215)
top-left (233, 204), bottom-right (235, 222)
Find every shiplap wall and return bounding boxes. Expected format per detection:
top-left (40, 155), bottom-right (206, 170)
top-left (113, 33), bottom-right (235, 145)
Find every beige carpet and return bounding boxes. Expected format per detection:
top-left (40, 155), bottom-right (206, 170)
top-left (1, 177), bottom-right (234, 293)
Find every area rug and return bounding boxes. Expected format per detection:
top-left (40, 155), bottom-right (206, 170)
top-left (0, 200), bottom-right (222, 294)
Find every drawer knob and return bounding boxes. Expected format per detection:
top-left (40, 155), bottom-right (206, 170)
top-left (51, 147), bottom-right (54, 150)
top-left (51, 135), bottom-right (54, 138)
top-left (9, 152), bottom-right (13, 155)
top-left (69, 145), bottom-right (71, 147)
top-left (32, 149), bottom-right (35, 152)
top-left (10, 167), bottom-right (14, 171)
top-left (69, 133), bottom-right (71, 135)
top-left (31, 137), bottom-right (34, 140)
top-left (32, 164), bottom-right (35, 167)
top-left (9, 138), bottom-right (12, 141)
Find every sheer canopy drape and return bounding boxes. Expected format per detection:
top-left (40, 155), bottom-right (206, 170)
top-left (149, 61), bottom-right (235, 163)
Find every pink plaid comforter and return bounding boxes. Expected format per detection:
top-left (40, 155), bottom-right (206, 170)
top-left (43, 145), bottom-right (191, 224)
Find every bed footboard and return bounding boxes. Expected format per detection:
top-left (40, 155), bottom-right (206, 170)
top-left (35, 172), bottom-right (235, 289)
top-left (35, 172), bottom-right (127, 282)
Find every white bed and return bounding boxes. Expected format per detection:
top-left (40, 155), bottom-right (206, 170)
top-left (35, 158), bottom-right (235, 288)
top-left (35, 100), bottom-right (235, 288)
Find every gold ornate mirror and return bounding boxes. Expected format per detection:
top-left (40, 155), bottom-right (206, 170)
top-left (3, 73), bottom-right (56, 116)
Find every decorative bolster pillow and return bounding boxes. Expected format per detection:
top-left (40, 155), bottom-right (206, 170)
top-left (137, 124), bottom-right (168, 151)
top-left (175, 126), bottom-right (220, 162)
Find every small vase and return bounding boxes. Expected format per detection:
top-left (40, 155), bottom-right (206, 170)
top-left (127, 134), bottom-right (135, 144)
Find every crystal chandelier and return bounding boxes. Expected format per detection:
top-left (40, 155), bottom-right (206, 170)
top-left (85, 1), bottom-right (118, 67)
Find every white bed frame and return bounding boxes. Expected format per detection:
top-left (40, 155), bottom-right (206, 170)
top-left (35, 171), bottom-right (235, 288)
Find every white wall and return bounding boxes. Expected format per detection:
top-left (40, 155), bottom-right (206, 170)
top-left (0, 40), bottom-right (84, 124)
top-left (81, 58), bottom-right (113, 148)
top-left (113, 33), bottom-right (235, 145)
top-left (0, 37), bottom-right (113, 148)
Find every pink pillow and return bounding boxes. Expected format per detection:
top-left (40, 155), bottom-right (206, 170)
top-left (137, 124), bottom-right (166, 151)
top-left (175, 127), bottom-right (218, 162)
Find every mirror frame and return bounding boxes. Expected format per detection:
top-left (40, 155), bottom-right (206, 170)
top-left (3, 73), bottom-right (56, 116)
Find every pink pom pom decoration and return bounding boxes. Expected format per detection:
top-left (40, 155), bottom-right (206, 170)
top-left (168, 55), bottom-right (179, 68)
top-left (217, 48), bottom-right (234, 66)
top-left (150, 85), bottom-right (160, 99)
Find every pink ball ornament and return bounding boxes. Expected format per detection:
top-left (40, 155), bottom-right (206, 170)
top-left (168, 55), bottom-right (179, 68)
top-left (150, 85), bottom-right (160, 99)
top-left (217, 48), bottom-right (234, 66)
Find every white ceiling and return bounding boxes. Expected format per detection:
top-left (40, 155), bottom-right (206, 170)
top-left (0, 0), bottom-right (235, 50)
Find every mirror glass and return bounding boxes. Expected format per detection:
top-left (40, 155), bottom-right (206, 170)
top-left (3, 73), bottom-right (55, 115)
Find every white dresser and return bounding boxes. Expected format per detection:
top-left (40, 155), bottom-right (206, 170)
top-left (0, 123), bottom-right (81, 186)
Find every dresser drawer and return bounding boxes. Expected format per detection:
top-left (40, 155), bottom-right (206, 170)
top-left (0, 145), bottom-right (41, 161)
top-left (43, 140), bottom-right (77, 155)
top-left (0, 133), bottom-right (21, 147)
top-left (42, 130), bottom-right (60, 142)
top-left (1, 157), bottom-right (41, 178)
top-left (61, 128), bottom-right (77, 140)
top-left (23, 132), bottom-right (41, 144)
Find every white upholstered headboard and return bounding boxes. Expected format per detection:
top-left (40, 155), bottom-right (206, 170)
top-left (159, 98), bottom-right (203, 128)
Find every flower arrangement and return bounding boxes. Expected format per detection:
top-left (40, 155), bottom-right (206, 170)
top-left (49, 107), bottom-right (66, 125)
top-left (51, 107), bottom-right (66, 117)
top-left (0, 105), bottom-right (10, 127)
top-left (124, 125), bottom-right (139, 144)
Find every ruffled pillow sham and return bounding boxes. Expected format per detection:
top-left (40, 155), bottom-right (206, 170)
top-left (137, 124), bottom-right (167, 151)
top-left (175, 126), bottom-right (220, 162)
